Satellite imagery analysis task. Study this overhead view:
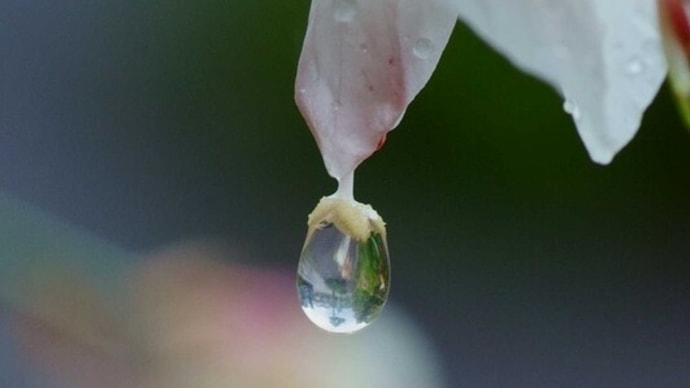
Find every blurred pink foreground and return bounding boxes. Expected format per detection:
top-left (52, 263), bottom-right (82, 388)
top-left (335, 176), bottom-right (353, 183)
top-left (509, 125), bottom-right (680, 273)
top-left (9, 242), bottom-right (445, 388)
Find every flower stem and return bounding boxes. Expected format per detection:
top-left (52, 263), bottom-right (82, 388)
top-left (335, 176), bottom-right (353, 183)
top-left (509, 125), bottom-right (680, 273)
top-left (334, 170), bottom-right (355, 201)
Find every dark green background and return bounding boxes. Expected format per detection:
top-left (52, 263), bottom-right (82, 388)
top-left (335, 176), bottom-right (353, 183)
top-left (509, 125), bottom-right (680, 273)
top-left (2, 1), bottom-right (689, 386)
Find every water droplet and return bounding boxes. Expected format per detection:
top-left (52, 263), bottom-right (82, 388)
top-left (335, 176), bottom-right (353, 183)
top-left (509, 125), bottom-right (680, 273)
top-left (626, 58), bottom-right (644, 76)
top-left (297, 224), bottom-right (390, 334)
top-left (333, 0), bottom-right (358, 22)
top-left (563, 99), bottom-right (581, 121)
top-left (413, 38), bottom-right (434, 59)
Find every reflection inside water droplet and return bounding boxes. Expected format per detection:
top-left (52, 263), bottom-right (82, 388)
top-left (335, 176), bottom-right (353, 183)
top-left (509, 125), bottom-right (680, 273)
top-left (413, 38), bottom-right (434, 59)
top-left (333, 0), bottom-right (358, 22)
top-left (297, 224), bottom-right (390, 334)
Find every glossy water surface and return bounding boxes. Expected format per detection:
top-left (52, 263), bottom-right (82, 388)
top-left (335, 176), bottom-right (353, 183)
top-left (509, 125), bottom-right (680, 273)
top-left (297, 224), bottom-right (390, 333)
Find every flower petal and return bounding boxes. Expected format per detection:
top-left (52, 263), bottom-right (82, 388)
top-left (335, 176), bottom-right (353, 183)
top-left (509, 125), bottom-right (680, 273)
top-left (658, 0), bottom-right (690, 126)
top-left (457, 0), bottom-right (667, 164)
top-left (295, 0), bottom-right (459, 179)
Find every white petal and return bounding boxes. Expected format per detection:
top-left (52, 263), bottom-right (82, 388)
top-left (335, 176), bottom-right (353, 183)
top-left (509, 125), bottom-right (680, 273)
top-left (296, 0), bottom-right (459, 179)
top-left (457, 0), bottom-right (667, 164)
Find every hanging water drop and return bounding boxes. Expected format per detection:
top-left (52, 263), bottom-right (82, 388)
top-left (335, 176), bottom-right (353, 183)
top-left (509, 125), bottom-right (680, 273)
top-left (297, 197), bottom-right (390, 334)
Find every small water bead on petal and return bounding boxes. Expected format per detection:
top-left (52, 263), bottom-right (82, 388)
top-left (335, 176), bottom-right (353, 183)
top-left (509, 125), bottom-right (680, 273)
top-left (626, 57), bottom-right (645, 76)
top-left (563, 99), bottom-right (581, 121)
top-left (413, 37), bottom-right (435, 59)
top-left (297, 224), bottom-right (390, 333)
top-left (333, 0), bottom-right (358, 22)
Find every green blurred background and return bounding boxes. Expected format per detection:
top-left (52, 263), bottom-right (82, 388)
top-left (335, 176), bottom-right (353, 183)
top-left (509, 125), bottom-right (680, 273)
top-left (2, 1), bottom-right (690, 386)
